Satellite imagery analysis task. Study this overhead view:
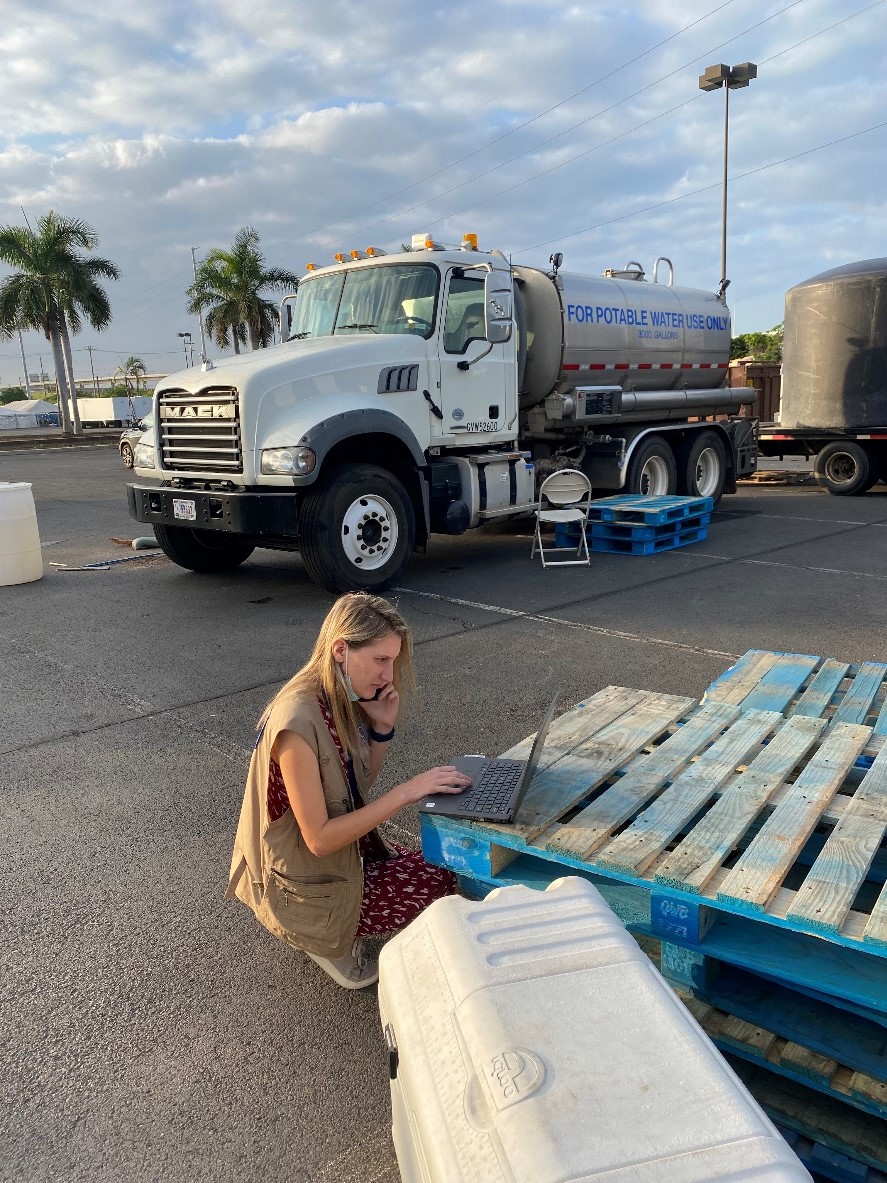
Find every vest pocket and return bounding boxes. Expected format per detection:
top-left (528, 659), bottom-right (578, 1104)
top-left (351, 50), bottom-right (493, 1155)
top-left (264, 869), bottom-right (348, 946)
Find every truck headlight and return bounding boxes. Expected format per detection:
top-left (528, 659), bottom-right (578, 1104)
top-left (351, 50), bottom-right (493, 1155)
top-left (261, 446), bottom-right (316, 475)
top-left (133, 442), bottom-right (155, 469)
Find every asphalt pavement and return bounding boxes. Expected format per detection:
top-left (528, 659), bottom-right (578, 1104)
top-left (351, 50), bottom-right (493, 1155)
top-left (1, 442), bottom-right (885, 1183)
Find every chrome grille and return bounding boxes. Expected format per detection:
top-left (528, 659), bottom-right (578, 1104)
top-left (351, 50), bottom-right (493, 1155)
top-left (158, 387), bottom-right (242, 473)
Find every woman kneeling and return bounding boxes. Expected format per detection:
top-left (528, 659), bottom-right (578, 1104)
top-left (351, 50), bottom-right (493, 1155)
top-left (227, 592), bottom-right (471, 989)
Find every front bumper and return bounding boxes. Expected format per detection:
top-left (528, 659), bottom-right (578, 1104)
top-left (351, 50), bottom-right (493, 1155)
top-left (127, 484), bottom-right (299, 537)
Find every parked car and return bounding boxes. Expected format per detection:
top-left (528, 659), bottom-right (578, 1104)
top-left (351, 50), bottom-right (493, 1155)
top-left (119, 413), bottom-right (153, 469)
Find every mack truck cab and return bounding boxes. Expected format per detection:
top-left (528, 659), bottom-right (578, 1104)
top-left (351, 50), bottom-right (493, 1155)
top-left (128, 233), bottom-right (755, 591)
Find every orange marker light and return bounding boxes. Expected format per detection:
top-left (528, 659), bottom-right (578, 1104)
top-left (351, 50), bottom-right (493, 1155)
top-left (306, 263), bottom-right (317, 271)
top-left (366, 247), bottom-right (377, 257)
top-left (334, 252), bottom-right (346, 263)
top-left (463, 233), bottom-right (478, 250)
top-left (424, 238), bottom-right (434, 250)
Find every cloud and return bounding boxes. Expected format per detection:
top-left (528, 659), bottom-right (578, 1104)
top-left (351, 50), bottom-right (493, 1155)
top-left (0, 0), bottom-right (885, 377)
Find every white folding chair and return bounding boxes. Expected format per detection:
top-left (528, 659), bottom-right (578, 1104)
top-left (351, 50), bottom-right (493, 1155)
top-left (531, 468), bottom-right (592, 567)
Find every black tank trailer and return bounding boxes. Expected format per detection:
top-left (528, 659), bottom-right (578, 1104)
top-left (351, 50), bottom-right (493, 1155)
top-left (758, 258), bottom-right (887, 495)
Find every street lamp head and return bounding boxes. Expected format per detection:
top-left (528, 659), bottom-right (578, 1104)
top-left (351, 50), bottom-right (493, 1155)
top-left (699, 62), bottom-right (758, 91)
top-left (728, 62), bottom-right (758, 89)
top-left (699, 63), bottom-right (730, 91)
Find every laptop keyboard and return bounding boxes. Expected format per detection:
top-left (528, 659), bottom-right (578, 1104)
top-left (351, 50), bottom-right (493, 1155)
top-left (462, 760), bottom-right (525, 815)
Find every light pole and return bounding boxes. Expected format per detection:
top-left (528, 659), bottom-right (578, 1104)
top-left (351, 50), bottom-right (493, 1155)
top-left (190, 246), bottom-right (209, 365)
top-left (177, 331), bottom-right (193, 368)
top-left (698, 62), bottom-right (757, 298)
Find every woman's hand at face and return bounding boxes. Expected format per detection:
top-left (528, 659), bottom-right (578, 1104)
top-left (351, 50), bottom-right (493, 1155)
top-left (398, 766), bottom-right (472, 806)
top-left (361, 683), bottom-right (399, 731)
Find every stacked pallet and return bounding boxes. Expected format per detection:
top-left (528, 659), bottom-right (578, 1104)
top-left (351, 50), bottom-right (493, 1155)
top-left (421, 651), bottom-right (887, 1179)
top-left (555, 493), bottom-right (713, 555)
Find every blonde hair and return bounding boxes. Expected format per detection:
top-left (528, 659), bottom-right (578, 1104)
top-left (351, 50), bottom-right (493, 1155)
top-left (263, 592), bottom-right (416, 753)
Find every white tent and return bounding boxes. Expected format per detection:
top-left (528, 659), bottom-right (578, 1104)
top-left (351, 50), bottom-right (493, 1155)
top-left (0, 399), bottom-right (58, 416)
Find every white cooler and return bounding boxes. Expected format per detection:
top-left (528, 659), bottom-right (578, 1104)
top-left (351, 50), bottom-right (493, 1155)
top-left (378, 877), bottom-right (809, 1183)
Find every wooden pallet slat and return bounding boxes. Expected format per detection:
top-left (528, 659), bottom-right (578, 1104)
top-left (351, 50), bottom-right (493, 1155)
top-left (862, 879), bottom-right (887, 948)
top-left (703, 650), bottom-right (785, 706)
top-left (502, 690), bottom-right (695, 843)
top-left (833, 665), bottom-right (887, 728)
top-left (787, 744), bottom-right (887, 936)
top-left (792, 660), bottom-right (852, 719)
top-left (740, 653), bottom-right (823, 713)
top-left (594, 708), bottom-right (782, 876)
top-left (654, 713), bottom-right (828, 894)
top-left (544, 701), bottom-right (739, 860)
top-left (717, 723), bottom-right (873, 914)
top-left (501, 685), bottom-right (646, 763)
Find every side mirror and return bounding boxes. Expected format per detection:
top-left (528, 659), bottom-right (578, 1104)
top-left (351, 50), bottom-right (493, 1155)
top-left (484, 272), bottom-right (513, 344)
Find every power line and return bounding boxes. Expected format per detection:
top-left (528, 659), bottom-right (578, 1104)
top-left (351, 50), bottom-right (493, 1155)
top-left (279, 0), bottom-right (816, 256)
top-left (513, 119), bottom-right (887, 255)
top-left (265, 0), bottom-right (742, 252)
top-left (399, 0), bottom-right (887, 240)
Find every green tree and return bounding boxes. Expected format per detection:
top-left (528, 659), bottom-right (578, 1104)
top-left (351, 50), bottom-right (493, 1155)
top-left (115, 355), bottom-right (147, 391)
top-left (187, 227), bottom-right (300, 354)
top-left (0, 212), bottom-right (119, 435)
top-left (0, 386), bottom-right (26, 405)
top-left (730, 322), bottom-right (783, 363)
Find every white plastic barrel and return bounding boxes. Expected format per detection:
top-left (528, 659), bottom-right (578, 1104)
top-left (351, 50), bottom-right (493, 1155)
top-left (0, 482), bottom-right (43, 586)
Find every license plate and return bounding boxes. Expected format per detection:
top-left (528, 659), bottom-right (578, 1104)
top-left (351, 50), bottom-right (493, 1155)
top-left (173, 498), bottom-right (196, 521)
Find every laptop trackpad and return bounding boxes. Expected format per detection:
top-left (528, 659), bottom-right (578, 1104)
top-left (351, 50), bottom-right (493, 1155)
top-left (451, 755), bottom-right (490, 781)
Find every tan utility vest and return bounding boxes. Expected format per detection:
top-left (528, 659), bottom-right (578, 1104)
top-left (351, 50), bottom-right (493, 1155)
top-left (226, 690), bottom-right (372, 958)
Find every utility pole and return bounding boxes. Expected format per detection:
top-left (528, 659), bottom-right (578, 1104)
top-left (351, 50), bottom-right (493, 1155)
top-left (18, 331), bottom-right (32, 398)
top-left (87, 346), bottom-right (99, 394)
top-left (191, 246), bottom-right (208, 364)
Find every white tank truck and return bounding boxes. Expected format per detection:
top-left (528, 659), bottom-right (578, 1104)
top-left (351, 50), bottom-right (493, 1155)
top-left (127, 233), bottom-right (756, 592)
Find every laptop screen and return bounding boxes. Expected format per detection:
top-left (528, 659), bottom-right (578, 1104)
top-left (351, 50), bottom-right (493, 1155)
top-left (512, 694), bottom-right (559, 811)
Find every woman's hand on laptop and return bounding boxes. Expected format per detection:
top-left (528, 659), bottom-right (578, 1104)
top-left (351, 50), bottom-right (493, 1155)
top-left (396, 766), bottom-right (472, 805)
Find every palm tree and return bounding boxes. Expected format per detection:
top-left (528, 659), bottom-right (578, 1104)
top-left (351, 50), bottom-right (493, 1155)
top-left (0, 212), bottom-right (119, 435)
top-left (115, 356), bottom-right (147, 391)
top-left (187, 227), bottom-right (300, 354)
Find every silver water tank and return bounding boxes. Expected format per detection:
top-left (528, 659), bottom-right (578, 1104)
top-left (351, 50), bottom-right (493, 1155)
top-left (515, 265), bottom-right (731, 408)
top-left (781, 258), bottom-right (887, 430)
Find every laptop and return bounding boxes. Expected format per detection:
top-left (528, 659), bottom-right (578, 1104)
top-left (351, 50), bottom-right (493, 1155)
top-left (419, 695), bottom-right (559, 823)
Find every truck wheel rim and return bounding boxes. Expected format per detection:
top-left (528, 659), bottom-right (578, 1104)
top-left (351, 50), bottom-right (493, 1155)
top-left (824, 453), bottom-right (856, 485)
top-left (640, 456), bottom-right (669, 495)
top-left (341, 494), bottom-right (399, 570)
top-left (694, 447), bottom-right (720, 496)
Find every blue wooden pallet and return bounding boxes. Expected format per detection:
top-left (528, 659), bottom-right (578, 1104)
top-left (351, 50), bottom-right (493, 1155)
top-left (586, 493), bottom-right (714, 525)
top-left (677, 985), bottom-right (887, 1123)
top-left (704, 650), bottom-right (887, 767)
top-left (422, 681), bottom-right (887, 1117)
top-left (589, 524), bottom-right (708, 555)
top-left (729, 1061), bottom-right (887, 1177)
top-left (780, 1127), bottom-right (887, 1183)
top-left (589, 512), bottom-right (711, 541)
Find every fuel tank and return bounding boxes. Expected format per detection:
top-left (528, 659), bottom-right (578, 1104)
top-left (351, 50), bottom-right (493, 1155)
top-left (780, 258), bottom-right (887, 430)
top-left (515, 264), bottom-right (731, 409)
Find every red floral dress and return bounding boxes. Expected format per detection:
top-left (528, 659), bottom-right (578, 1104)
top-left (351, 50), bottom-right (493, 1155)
top-left (267, 699), bottom-right (455, 938)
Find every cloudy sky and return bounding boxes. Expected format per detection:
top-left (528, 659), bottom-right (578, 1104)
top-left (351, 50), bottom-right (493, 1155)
top-left (1, 0), bottom-right (885, 386)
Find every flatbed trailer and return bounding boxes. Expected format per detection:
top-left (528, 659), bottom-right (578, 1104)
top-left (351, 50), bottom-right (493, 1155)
top-left (757, 424), bottom-right (887, 496)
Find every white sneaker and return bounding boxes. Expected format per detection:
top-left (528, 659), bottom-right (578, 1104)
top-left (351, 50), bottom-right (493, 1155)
top-left (306, 945), bottom-right (379, 990)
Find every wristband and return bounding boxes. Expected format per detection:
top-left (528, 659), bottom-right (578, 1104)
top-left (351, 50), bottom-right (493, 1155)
top-left (368, 725), bottom-right (396, 743)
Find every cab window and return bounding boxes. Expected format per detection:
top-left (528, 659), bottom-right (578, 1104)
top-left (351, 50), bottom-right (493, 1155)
top-left (444, 274), bottom-right (486, 354)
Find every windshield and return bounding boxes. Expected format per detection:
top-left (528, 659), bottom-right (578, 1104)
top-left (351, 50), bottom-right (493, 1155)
top-left (288, 263), bottom-right (439, 341)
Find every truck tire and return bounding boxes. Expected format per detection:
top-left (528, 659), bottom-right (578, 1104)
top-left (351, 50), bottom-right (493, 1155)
top-left (624, 437), bottom-right (676, 497)
top-left (813, 441), bottom-right (874, 496)
top-left (675, 430), bottom-right (727, 501)
top-left (120, 442), bottom-right (134, 468)
top-left (153, 523), bottom-right (255, 572)
top-left (299, 463), bottom-right (415, 593)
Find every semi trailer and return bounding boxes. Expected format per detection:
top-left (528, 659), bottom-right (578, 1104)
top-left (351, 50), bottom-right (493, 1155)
top-left (127, 233), bottom-right (756, 591)
top-left (757, 258), bottom-right (887, 495)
